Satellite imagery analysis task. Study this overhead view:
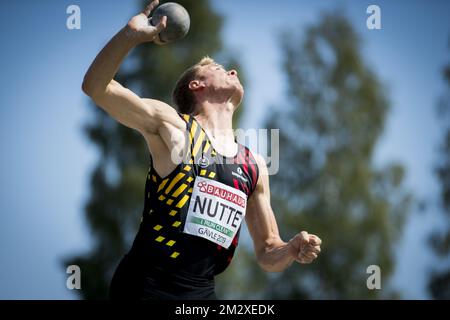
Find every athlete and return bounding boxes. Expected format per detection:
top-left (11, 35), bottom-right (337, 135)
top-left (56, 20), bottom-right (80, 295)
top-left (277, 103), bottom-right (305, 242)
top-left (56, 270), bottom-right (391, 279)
top-left (82, 0), bottom-right (322, 300)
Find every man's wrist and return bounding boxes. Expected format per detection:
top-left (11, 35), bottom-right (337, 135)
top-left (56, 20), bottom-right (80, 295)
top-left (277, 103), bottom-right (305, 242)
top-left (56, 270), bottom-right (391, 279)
top-left (286, 239), bottom-right (299, 262)
top-left (120, 25), bottom-right (144, 47)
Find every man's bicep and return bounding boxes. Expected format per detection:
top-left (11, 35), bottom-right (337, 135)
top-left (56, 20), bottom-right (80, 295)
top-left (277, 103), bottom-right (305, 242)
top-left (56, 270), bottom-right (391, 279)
top-left (245, 170), bottom-right (282, 255)
top-left (93, 81), bottom-right (175, 134)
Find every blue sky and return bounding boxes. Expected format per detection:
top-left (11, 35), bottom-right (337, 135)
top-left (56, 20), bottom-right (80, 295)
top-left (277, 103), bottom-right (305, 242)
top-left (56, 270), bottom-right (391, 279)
top-left (0, 0), bottom-right (449, 299)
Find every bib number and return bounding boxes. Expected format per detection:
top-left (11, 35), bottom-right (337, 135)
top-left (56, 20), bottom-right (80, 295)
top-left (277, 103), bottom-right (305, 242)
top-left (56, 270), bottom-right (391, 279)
top-left (183, 176), bottom-right (247, 249)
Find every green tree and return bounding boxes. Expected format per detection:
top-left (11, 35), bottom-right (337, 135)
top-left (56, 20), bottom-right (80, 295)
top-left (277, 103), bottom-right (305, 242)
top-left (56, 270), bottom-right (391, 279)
top-left (219, 12), bottom-right (411, 299)
top-left (428, 41), bottom-right (450, 299)
top-left (64, 0), bottom-right (244, 299)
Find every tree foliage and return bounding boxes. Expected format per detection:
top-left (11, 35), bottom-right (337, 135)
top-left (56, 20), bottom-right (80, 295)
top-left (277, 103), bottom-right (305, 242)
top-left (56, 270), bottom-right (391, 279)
top-left (219, 12), bottom-right (411, 299)
top-left (428, 40), bottom-right (450, 300)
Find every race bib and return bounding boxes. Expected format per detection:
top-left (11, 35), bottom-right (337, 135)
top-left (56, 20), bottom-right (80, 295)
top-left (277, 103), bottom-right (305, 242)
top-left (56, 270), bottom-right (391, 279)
top-left (183, 176), bottom-right (247, 249)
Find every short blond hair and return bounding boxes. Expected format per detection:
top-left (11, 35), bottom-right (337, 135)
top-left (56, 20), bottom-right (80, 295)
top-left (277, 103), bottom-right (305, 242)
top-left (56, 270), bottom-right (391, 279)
top-left (172, 56), bottom-right (216, 114)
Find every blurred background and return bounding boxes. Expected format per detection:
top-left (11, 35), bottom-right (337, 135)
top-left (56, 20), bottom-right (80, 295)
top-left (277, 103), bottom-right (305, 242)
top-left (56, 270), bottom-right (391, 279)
top-left (0, 0), bottom-right (449, 299)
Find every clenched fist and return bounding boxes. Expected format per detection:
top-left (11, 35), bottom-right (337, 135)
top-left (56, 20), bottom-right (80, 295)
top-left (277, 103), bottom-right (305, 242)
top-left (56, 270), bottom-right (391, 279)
top-left (288, 231), bottom-right (322, 264)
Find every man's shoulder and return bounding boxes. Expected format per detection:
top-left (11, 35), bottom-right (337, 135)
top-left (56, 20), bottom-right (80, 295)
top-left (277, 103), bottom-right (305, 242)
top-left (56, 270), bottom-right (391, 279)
top-left (141, 98), bottom-right (186, 129)
top-left (250, 152), bottom-right (266, 171)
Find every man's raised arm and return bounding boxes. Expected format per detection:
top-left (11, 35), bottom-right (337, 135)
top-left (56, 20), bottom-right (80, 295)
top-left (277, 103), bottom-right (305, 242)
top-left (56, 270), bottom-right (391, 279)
top-left (81, 0), bottom-right (180, 135)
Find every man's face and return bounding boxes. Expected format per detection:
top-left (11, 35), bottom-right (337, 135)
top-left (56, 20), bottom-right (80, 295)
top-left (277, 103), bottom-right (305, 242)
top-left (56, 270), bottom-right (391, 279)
top-left (195, 63), bottom-right (244, 107)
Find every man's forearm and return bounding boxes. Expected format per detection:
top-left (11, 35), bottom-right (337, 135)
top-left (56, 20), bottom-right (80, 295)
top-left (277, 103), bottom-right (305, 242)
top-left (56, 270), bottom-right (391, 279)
top-left (258, 241), bottom-right (295, 273)
top-left (82, 26), bottom-right (139, 98)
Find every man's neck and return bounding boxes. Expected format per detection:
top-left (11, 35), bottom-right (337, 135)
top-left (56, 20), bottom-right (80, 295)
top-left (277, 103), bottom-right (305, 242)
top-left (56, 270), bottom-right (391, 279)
top-left (193, 101), bottom-right (235, 140)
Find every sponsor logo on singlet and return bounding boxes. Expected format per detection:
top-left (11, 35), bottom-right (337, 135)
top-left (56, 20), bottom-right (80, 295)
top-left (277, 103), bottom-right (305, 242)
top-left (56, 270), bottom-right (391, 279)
top-left (232, 166), bottom-right (248, 183)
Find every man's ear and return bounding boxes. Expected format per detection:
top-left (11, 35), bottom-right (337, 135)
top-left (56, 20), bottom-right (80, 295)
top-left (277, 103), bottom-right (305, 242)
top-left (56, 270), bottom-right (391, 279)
top-left (189, 80), bottom-right (205, 91)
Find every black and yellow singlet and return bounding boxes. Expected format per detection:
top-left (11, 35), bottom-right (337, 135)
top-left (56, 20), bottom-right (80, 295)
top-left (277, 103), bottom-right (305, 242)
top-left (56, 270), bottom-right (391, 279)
top-left (109, 113), bottom-right (259, 300)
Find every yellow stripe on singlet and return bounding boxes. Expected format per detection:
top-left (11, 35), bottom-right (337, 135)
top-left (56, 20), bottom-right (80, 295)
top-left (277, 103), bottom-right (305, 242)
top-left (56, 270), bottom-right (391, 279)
top-left (164, 173), bottom-right (185, 194)
top-left (190, 119), bottom-right (198, 145)
top-left (176, 195), bottom-right (190, 208)
top-left (172, 183), bottom-right (188, 198)
top-left (157, 178), bottom-right (169, 193)
top-left (172, 221), bottom-right (181, 227)
top-left (166, 240), bottom-right (176, 247)
top-left (192, 130), bottom-right (206, 158)
top-left (182, 119), bottom-right (198, 163)
top-left (203, 140), bottom-right (211, 154)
